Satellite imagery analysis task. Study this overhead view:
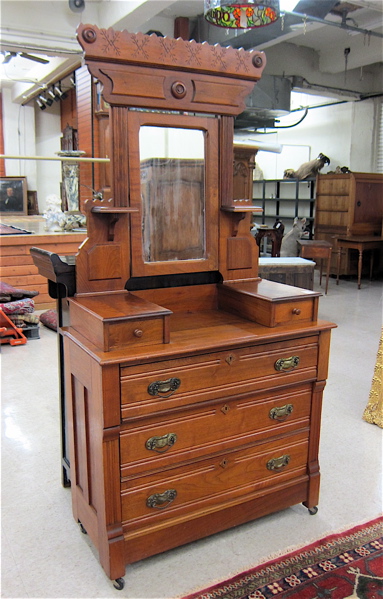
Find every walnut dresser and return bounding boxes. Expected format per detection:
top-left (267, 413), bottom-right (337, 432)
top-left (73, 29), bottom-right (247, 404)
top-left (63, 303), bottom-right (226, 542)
top-left (54, 25), bottom-right (336, 589)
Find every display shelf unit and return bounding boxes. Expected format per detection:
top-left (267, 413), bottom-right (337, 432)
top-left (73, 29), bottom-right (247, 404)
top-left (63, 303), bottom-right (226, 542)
top-left (253, 178), bottom-right (316, 237)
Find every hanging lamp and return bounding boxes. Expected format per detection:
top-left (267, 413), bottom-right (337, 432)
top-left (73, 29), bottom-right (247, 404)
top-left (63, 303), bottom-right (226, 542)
top-left (204, 0), bottom-right (280, 29)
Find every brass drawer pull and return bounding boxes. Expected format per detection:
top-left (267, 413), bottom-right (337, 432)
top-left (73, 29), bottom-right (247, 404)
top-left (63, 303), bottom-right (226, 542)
top-left (269, 403), bottom-right (294, 421)
top-left (148, 377), bottom-right (181, 398)
top-left (146, 489), bottom-right (177, 509)
top-left (145, 433), bottom-right (178, 453)
top-left (274, 356), bottom-right (300, 372)
top-left (267, 454), bottom-right (291, 471)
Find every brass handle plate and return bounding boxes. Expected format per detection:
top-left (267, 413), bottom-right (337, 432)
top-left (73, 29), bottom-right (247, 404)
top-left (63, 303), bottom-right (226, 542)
top-left (145, 433), bottom-right (178, 453)
top-left (274, 355), bottom-right (300, 372)
top-left (269, 403), bottom-right (294, 421)
top-left (267, 454), bottom-right (291, 471)
top-left (146, 489), bottom-right (177, 509)
top-left (148, 377), bottom-right (181, 398)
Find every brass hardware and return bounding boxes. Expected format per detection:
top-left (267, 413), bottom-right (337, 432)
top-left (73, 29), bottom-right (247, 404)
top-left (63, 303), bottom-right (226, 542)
top-left (267, 454), bottom-right (290, 471)
top-left (274, 356), bottom-right (300, 372)
top-left (146, 489), bottom-right (177, 509)
top-left (148, 377), bottom-right (181, 398)
top-left (292, 308), bottom-right (301, 315)
top-left (133, 328), bottom-right (143, 338)
top-left (225, 354), bottom-right (235, 365)
top-left (221, 404), bottom-right (230, 415)
top-left (220, 458), bottom-right (229, 468)
top-left (269, 404), bottom-right (294, 421)
top-left (145, 433), bottom-right (178, 453)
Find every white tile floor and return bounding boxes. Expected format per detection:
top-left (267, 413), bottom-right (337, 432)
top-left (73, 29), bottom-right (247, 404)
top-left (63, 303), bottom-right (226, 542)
top-left (1, 272), bottom-right (382, 599)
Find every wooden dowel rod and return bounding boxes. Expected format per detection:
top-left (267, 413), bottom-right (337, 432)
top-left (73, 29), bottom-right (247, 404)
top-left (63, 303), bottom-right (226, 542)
top-left (0, 154), bottom-right (110, 163)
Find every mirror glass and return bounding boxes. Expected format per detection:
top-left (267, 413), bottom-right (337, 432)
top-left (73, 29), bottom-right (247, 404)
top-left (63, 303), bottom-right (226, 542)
top-left (139, 126), bottom-right (205, 263)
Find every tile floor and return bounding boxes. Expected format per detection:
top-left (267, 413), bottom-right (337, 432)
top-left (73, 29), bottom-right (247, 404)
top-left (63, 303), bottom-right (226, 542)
top-left (1, 272), bottom-right (382, 599)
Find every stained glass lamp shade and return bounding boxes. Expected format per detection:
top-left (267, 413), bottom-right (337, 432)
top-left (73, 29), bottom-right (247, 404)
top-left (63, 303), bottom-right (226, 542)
top-left (204, 0), bottom-right (280, 29)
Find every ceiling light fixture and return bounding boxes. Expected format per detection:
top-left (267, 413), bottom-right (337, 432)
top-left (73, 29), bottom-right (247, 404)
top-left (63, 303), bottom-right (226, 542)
top-left (48, 88), bottom-right (59, 102)
top-left (39, 94), bottom-right (53, 107)
top-left (36, 98), bottom-right (46, 110)
top-left (53, 82), bottom-right (68, 100)
top-left (204, 0), bottom-right (280, 29)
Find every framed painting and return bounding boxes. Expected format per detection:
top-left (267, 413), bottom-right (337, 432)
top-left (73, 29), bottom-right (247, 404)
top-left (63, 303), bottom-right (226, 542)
top-left (0, 177), bottom-right (28, 215)
top-left (27, 190), bottom-right (39, 215)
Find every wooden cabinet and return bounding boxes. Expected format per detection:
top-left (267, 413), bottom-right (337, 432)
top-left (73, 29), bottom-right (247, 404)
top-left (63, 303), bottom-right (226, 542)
top-left (315, 172), bottom-right (383, 275)
top-left (49, 25), bottom-right (335, 588)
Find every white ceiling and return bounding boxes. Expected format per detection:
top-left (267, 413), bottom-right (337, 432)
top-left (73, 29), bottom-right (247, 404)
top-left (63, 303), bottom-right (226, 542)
top-left (0, 0), bottom-right (382, 105)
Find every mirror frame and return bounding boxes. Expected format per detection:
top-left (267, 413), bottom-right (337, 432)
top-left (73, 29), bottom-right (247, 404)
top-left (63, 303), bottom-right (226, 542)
top-left (128, 110), bottom-right (219, 277)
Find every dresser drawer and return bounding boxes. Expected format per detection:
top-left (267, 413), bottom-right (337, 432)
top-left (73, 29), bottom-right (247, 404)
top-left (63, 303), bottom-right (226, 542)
top-left (120, 384), bottom-right (312, 477)
top-left (121, 431), bottom-right (309, 533)
top-left (120, 336), bottom-right (318, 419)
top-left (270, 299), bottom-right (317, 327)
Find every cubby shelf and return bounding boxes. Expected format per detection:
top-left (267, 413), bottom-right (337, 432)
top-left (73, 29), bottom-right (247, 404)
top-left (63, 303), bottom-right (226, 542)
top-left (252, 178), bottom-right (316, 237)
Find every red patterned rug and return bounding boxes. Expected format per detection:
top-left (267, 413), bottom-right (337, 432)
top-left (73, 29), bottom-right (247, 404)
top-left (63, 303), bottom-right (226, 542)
top-left (184, 517), bottom-right (383, 599)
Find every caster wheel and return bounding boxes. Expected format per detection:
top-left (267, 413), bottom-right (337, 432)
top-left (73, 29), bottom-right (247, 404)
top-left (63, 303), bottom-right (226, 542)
top-left (308, 506), bottom-right (318, 515)
top-left (113, 578), bottom-right (125, 590)
top-left (79, 522), bottom-right (87, 534)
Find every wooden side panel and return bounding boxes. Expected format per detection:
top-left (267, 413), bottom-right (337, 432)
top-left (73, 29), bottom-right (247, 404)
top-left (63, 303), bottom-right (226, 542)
top-left (64, 337), bottom-right (125, 580)
top-left (75, 209), bottom-right (130, 294)
top-left (76, 65), bottom-right (94, 212)
top-left (0, 92), bottom-right (5, 177)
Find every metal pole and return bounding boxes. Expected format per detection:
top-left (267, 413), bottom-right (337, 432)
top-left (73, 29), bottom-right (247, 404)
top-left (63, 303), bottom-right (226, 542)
top-left (0, 154), bottom-right (110, 163)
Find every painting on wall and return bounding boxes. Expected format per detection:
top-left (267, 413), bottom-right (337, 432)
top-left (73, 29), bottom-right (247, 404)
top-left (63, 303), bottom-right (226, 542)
top-left (0, 177), bottom-right (28, 215)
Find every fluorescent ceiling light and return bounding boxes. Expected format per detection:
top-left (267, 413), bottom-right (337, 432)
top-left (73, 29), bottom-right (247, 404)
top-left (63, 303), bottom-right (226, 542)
top-left (279, 0), bottom-right (299, 11)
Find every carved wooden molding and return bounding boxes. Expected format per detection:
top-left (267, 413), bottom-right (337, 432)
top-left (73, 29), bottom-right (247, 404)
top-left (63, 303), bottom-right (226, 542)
top-left (77, 24), bottom-right (266, 81)
top-left (77, 25), bottom-right (266, 115)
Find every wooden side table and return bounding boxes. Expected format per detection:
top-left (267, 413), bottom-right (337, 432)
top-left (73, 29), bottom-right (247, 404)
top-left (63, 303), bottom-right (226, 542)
top-left (297, 240), bottom-right (333, 294)
top-left (336, 236), bottom-right (383, 289)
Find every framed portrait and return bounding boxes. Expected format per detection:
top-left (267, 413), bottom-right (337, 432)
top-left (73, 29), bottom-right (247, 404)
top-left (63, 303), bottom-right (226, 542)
top-left (0, 177), bottom-right (28, 215)
top-left (27, 190), bottom-right (39, 215)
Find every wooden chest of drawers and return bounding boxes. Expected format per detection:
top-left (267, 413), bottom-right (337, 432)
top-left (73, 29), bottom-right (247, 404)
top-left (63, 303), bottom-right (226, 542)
top-left (315, 172), bottom-right (383, 276)
top-left (63, 286), bottom-right (334, 579)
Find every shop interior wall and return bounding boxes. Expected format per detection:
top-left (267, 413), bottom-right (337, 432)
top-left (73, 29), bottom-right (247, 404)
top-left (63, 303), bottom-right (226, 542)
top-left (1, 90), bottom-right (379, 215)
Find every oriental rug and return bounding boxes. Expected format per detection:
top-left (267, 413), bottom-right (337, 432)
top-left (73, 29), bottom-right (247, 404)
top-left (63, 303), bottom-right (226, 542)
top-left (0, 223), bottom-right (32, 235)
top-left (184, 517), bottom-right (383, 599)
